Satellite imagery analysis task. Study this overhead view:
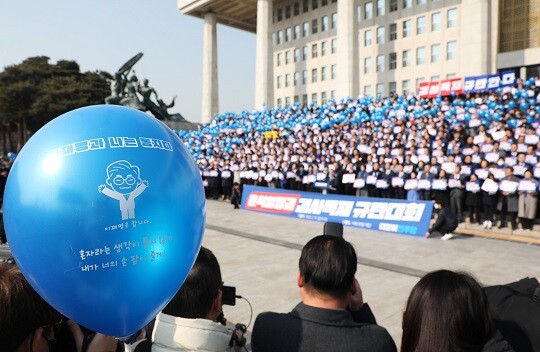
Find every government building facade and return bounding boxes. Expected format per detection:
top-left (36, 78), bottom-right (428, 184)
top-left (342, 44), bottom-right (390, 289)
top-left (178, 0), bottom-right (540, 121)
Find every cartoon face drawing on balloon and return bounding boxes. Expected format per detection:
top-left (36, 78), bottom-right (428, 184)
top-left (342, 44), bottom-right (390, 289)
top-left (98, 160), bottom-right (149, 220)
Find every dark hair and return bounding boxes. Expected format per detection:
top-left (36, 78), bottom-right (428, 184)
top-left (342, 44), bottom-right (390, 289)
top-left (299, 235), bottom-right (357, 299)
top-left (162, 247), bottom-right (222, 319)
top-left (401, 270), bottom-right (494, 352)
top-left (0, 262), bottom-right (60, 351)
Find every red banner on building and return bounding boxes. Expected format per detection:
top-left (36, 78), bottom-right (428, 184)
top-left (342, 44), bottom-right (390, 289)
top-left (418, 78), bottom-right (463, 98)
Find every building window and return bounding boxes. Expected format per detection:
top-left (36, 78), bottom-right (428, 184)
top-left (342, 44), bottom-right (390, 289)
top-left (331, 12), bottom-right (337, 29)
top-left (285, 50), bottom-right (291, 64)
top-left (417, 0), bottom-right (426, 4)
top-left (321, 41), bottom-right (328, 56)
top-left (277, 30), bottom-right (283, 44)
top-left (321, 92), bottom-right (328, 104)
top-left (417, 16), bottom-right (426, 34)
top-left (294, 25), bottom-right (300, 40)
top-left (311, 93), bottom-right (317, 104)
top-left (322, 0), bottom-right (328, 6)
top-left (403, 0), bottom-right (412, 9)
top-left (303, 22), bottom-right (310, 37)
top-left (321, 16), bottom-right (329, 31)
top-left (447, 73), bottom-right (456, 78)
top-left (294, 48), bottom-right (300, 62)
top-left (294, 95), bottom-right (299, 103)
top-left (364, 57), bottom-right (372, 73)
top-left (285, 97), bottom-right (290, 105)
top-left (431, 43), bottom-right (440, 63)
top-left (277, 53), bottom-right (282, 66)
top-left (294, 2), bottom-right (300, 16)
top-left (331, 38), bottom-right (337, 53)
top-left (389, 23), bottom-right (397, 41)
top-left (402, 79), bottom-right (411, 95)
top-left (331, 64), bottom-right (337, 79)
top-left (303, 0), bottom-right (309, 13)
top-left (277, 8), bottom-right (283, 21)
top-left (447, 40), bottom-right (457, 60)
top-left (389, 52), bottom-right (397, 70)
top-left (377, 26), bottom-right (385, 44)
top-left (389, 81), bottom-right (397, 94)
top-left (294, 72), bottom-right (299, 86)
top-left (377, 0), bottom-right (385, 16)
top-left (277, 76), bottom-right (282, 89)
top-left (321, 66), bottom-right (327, 81)
top-left (277, 98), bottom-right (282, 106)
top-left (285, 28), bottom-right (291, 42)
top-left (364, 85), bottom-right (372, 95)
top-left (364, 29), bottom-right (372, 46)
top-left (302, 94), bottom-right (308, 105)
top-left (312, 0), bottom-right (318, 10)
top-left (447, 8), bottom-right (458, 28)
top-left (376, 83), bottom-right (384, 96)
top-left (302, 70), bottom-right (308, 84)
top-left (390, 0), bottom-right (398, 12)
top-left (376, 54), bottom-right (385, 72)
top-left (312, 19), bottom-right (318, 34)
top-left (416, 77), bottom-right (425, 91)
top-left (402, 49), bottom-right (411, 67)
top-left (312, 68), bottom-right (318, 83)
top-left (431, 75), bottom-right (440, 82)
top-left (302, 46), bottom-right (308, 60)
top-left (431, 12), bottom-right (441, 31)
top-left (285, 74), bottom-right (290, 87)
top-left (331, 90), bottom-right (336, 99)
top-left (416, 46), bottom-right (426, 65)
top-left (312, 43), bottom-right (318, 58)
top-left (285, 5), bottom-right (291, 19)
top-left (365, 2), bottom-right (373, 20)
top-left (403, 20), bottom-right (411, 37)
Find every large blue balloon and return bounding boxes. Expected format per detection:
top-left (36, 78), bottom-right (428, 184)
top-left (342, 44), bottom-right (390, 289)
top-left (3, 105), bottom-right (205, 337)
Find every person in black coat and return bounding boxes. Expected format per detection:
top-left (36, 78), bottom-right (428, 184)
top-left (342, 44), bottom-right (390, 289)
top-left (230, 182), bottom-right (242, 209)
top-left (426, 196), bottom-right (458, 239)
top-left (465, 173), bottom-right (483, 225)
top-left (485, 277), bottom-right (540, 352)
top-left (251, 235), bottom-right (396, 352)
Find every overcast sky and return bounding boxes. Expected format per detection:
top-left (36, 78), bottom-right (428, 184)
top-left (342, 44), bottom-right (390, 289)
top-left (0, 0), bottom-right (256, 122)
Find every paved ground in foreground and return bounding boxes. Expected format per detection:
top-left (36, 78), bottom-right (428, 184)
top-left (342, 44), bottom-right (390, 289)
top-left (1, 199), bottom-right (538, 347)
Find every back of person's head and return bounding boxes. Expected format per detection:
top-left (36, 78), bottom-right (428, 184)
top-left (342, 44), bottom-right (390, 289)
top-left (0, 262), bottom-right (60, 351)
top-left (162, 247), bottom-right (222, 319)
top-left (401, 270), bottom-right (494, 352)
top-left (299, 235), bottom-right (357, 299)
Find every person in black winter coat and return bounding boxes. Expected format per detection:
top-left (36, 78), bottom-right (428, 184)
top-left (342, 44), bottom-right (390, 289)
top-left (485, 277), bottom-right (540, 352)
top-left (252, 235), bottom-right (397, 352)
top-left (426, 196), bottom-right (458, 239)
top-left (465, 173), bottom-right (483, 225)
top-left (230, 182), bottom-right (242, 209)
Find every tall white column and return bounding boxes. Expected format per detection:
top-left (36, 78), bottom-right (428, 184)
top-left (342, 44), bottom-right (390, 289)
top-left (255, 0), bottom-right (273, 109)
top-left (336, 0), bottom-right (359, 99)
top-left (202, 12), bottom-right (219, 123)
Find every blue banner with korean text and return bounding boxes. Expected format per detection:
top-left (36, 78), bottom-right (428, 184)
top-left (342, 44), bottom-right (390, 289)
top-left (240, 186), bottom-right (434, 237)
top-left (463, 70), bottom-right (516, 94)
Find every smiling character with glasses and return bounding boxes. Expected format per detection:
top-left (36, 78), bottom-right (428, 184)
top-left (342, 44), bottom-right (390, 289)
top-left (98, 160), bottom-right (149, 221)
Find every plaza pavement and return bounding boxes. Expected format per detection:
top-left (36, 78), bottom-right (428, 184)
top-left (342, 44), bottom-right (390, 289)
top-left (1, 199), bottom-right (538, 347)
